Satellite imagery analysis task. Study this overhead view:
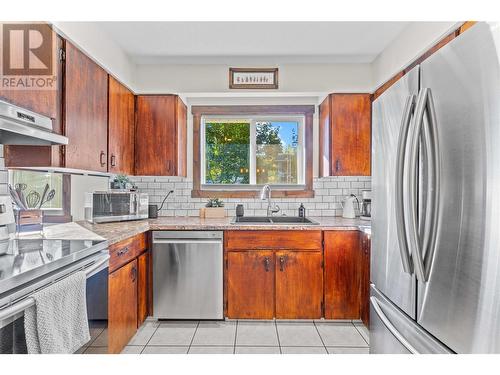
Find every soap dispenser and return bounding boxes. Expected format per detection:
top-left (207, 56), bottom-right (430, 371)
top-left (298, 203), bottom-right (306, 218)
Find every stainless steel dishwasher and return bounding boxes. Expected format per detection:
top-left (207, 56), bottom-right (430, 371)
top-left (152, 231), bottom-right (223, 320)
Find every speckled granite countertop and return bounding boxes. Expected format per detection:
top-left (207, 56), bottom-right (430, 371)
top-left (77, 216), bottom-right (371, 245)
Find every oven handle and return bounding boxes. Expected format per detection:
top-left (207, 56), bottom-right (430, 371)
top-left (0, 253), bottom-right (109, 323)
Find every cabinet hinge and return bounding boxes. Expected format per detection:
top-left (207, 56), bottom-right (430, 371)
top-left (225, 259), bottom-right (228, 269)
top-left (59, 48), bottom-right (66, 62)
top-left (321, 260), bottom-right (324, 269)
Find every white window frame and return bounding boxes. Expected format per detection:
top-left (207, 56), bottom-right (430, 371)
top-left (201, 115), bottom-right (305, 190)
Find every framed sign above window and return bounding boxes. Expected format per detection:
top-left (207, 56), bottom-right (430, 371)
top-left (229, 68), bottom-right (279, 89)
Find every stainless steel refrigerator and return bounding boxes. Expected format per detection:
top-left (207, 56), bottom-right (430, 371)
top-left (371, 22), bottom-right (500, 354)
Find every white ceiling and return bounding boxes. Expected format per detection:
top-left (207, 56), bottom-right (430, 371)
top-left (95, 22), bottom-right (409, 65)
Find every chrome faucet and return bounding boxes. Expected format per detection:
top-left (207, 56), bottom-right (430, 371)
top-left (260, 184), bottom-right (280, 217)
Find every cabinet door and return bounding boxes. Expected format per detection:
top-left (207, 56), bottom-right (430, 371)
top-left (108, 260), bottom-right (138, 354)
top-left (2, 28), bottom-right (64, 168)
top-left (64, 41), bottom-right (108, 171)
top-left (137, 251), bottom-right (149, 327)
top-left (176, 97), bottom-right (187, 177)
top-left (108, 76), bottom-right (134, 174)
top-left (360, 233), bottom-right (370, 327)
top-left (135, 95), bottom-right (177, 175)
top-left (330, 94), bottom-right (371, 176)
top-left (226, 251), bottom-right (274, 319)
top-left (324, 231), bottom-right (361, 319)
top-left (318, 96), bottom-right (331, 178)
top-left (275, 251), bottom-right (323, 319)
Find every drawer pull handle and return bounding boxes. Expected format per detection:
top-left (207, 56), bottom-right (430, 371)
top-left (117, 247), bottom-right (130, 256)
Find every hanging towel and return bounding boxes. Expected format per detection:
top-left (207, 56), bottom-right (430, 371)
top-left (24, 271), bottom-right (91, 354)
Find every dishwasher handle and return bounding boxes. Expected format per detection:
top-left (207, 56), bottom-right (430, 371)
top-left (153, 239), bottom-right (223, 245)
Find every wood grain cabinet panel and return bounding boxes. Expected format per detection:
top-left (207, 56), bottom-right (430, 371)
top-left (64, 41), bottom-right (108, 172)
top-left (275, 251), bottom-right (323, 319)
top-left (225, 230), bottom-right (322, 250)
top-left (2, 26), bottom-right (64, 168)
top-left (135, 95), bottom-right (187, 176)
top-left (108, 76), bottom-right (135, 174)
top-left (226, 251), bottom-right (274, 319)
top-left (318, 93), bottom-right (371, 176)
top-left (137, 251), bottom-right (149, 327)
top-left (108, 259), bottom-right (138, 354)
top-left (324, 230), bottom-right (361, 319)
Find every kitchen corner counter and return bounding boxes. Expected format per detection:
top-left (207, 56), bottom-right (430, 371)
top-left (77, 216), bottom-right (371, 246)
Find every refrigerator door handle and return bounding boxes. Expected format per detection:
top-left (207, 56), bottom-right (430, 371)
top-left (395, 94), bottom-right (416, 274)
top-left (370, 296), bottom-right (419, 354)
top-left (406, 88), bottom-right (440, 283)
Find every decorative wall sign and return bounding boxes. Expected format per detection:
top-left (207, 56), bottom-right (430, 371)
top-left (229, 68), bottom-right (279, 89)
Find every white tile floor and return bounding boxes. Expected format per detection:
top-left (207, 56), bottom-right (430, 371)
top-left (116, 319), bottom-right (369, 354)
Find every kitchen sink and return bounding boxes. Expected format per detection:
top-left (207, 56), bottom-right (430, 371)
top-left (231, 216), bottom-right (319, 225)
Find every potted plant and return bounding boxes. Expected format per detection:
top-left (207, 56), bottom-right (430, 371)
top-left (111, 174), bottom-right (131, 190)
top-left (200, 198), bottom-right (225, 218)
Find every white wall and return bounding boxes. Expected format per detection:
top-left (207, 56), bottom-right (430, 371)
top-left (371, 22), bottom-right (459, 89)
top-left (51, 22), bottom-right (136, 90)
top-left (134, 63), bottom-right (373, 94)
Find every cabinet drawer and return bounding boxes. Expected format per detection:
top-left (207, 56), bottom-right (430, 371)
top-left (109, 233), bottom-right (147, 273)
top-left (225, 230), bottom-right (322, 250)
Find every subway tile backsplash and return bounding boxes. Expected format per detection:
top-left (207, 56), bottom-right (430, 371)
top-left (130, 176), bottom-right (371, 217)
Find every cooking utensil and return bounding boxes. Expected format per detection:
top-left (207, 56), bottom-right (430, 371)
top-left (26, 191), bottom-right (41, 208)
top-left (38, 184), bottom-right (49, 208)
top-left (15, 186), bottom-right (28, 209)
top-left (14, 183), bottom-right (27, 192)
top-left (9, 185), bottom-right (25, 209)
top-left (40, 189), bottom-right (55, 207)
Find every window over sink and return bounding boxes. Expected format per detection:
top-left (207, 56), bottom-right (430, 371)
top-left (202, 117), bottom-right (304, 186)
top-left (192, 105), bottom-right (314, 198)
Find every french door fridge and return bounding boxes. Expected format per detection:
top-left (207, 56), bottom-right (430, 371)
top-left (371, 22), bottom-right (500, 354)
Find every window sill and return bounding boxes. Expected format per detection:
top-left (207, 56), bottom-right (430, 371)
top-left (191, 189), bottom-right (315, 199)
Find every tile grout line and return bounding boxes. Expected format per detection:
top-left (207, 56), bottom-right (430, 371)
top-left (351, 321), bottom-right (370, 347)
top-left (274, 320), bottom-right (282, 354)
top-left (233, 320), bottom-right (238, 354)
top-left (187, 321), bottom-right (200, 354)
top-left (312, 321), bottom-right (328, 353)
top-left (140, 321), bottom-right (162, 354)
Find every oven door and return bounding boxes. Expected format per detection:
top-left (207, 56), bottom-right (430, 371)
top-left (0, 252), bottom-right (109, 354)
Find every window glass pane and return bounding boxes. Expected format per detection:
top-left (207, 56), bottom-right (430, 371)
top-left (256, 121), bottom-right (299, 184)
top-left (205, 121), bottom-right (250, 184)
top-left (8, 170), bottom-right (63, 209)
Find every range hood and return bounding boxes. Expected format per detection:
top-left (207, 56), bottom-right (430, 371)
top-left (0, 100), bottom-right (68, 146)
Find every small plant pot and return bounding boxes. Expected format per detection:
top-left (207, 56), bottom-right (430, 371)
top-left (200, 207), bottom-right (225, 218)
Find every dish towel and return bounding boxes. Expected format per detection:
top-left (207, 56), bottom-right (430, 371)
top-left (24, 271), bottom-right (91, 354)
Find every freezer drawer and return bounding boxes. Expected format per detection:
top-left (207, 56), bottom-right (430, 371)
top-left (370, 285), bottom-right (451, 354)
top-left (152, 231), bottom-right (223, 320)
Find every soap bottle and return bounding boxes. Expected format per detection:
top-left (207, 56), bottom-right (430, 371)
top-left (298, 203), bottom-right (306, 218)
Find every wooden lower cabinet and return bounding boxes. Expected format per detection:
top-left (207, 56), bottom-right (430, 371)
top-left (108, 259), bottom-right (138, 354)
top-left (226, 249), bottom-right (323, 319)
top-left (137, 251), bottom-right (149, 327)
top-left (324, 230), bottom-right (361, 319)
top-left (226, 251), bottom-right (274, 319)
top-left (360, 233), bottom-right (371, 327)
top-left (275, 251), bottom-right (323, 319)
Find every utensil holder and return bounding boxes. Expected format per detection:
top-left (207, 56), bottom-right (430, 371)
top-left (15, 209), bottom-right (43, 233)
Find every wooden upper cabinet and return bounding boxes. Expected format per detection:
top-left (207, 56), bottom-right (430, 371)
top-left (64, 41), bottom-right (108, 172)
top-left (135, 95), bottom-right (187, 176)
top-left (275, 251), bottom-right (323, 319)
top-left (226, 251), bottom-right (274, 319)
top-left (319, 93), bottom-right (371, 176)
top-left (108, 76), bottom-right (135, 175)
top-left (324, 230), bottom-right (361, 320)
top-left (2, 25), bottom-right (64, 168)
top-left (108, 259), bottom-right (138, 354)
